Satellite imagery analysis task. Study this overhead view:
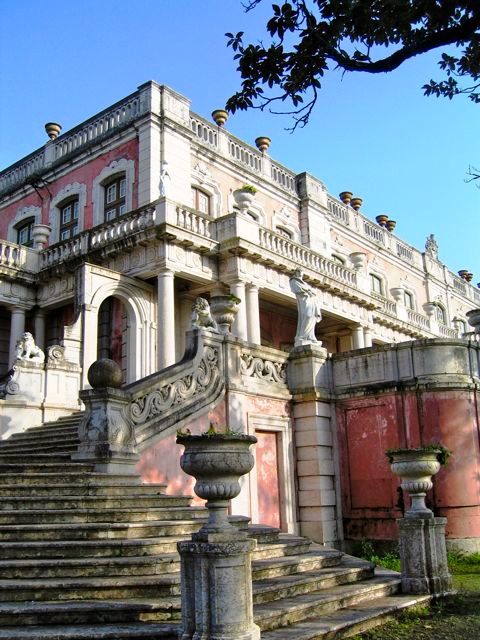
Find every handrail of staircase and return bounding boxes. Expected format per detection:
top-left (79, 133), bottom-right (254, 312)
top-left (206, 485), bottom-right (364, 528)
top-left (75, 328), bottom-right (227, 472)
top-left (125, 328), bottom-right (226, 448)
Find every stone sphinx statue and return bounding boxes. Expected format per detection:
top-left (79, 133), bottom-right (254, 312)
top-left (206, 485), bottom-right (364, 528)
top-left (289, 269), bottom-right (322, 347)
top-left (15, 332), bottom-right (45, 363)
top-left (191, 297), bottom-right (218, 331)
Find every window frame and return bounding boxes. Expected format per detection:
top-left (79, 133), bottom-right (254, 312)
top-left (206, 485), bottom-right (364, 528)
top-left (370, 273), bottom-right (384, 296)
top-left (191, 186), bottom-right (211, 215)
top-left (59, 197), bottom-right (80, 241)
top-left (103, 174), bottom-right (127, 222)
top-left (16, 217), bottom-right (35, 247)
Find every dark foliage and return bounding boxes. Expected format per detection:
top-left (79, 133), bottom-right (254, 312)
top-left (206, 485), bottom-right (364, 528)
top-left (226, 1), bottom-right (480, 128)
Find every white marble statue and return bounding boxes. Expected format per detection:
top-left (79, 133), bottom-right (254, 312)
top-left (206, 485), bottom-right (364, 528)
top-left (159, 161), bottom-right (170, 197)
top-left (191, 297), bottom-right (218, 331)
top-left (15, 332), bottom-right (45, 363)
top-left (289, 269), bottom-right (322, 347)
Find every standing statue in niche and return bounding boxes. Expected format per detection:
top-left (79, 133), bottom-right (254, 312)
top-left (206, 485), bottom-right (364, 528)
top-left (159, 161), bottom-right (170, 197)
top-left (289, 270), bottom-right (322, 347)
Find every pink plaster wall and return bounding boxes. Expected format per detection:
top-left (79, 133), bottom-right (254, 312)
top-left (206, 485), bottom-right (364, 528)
top-left (0, 139), bottom-right (138, 241)
top-left (136, 403), bottom-right (227, 506)
top-left (336, 389), bottom-right (480, 542)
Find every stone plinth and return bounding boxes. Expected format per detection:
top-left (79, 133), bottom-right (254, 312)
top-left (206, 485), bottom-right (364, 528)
top-left (178, 532), bottom-right (260, 640)
top-left (398, 517), bottom-right (452, 595)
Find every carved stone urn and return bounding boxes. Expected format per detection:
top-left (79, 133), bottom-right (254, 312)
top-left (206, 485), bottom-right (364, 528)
top-left (387, 448), bottom-right (446, 518)
top-left (467, 308), bottom-right (480, 334)
top-left (177, 433), bottom-right (257, 534)
top-left (376, 214), bottom-right (389, 227)
top-left (211, 109), bottom-right (228, 127)
top-left (209, 294), bottom-right (240, 333)
top-left (339, 191), bottom-right (353, 205)
top-left (232, 186), bottom-right (256, 213)
top-left (255, 136), bottom-right (271, 153)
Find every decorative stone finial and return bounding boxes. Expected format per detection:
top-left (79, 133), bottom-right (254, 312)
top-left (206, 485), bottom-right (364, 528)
top-left (339, 191), bottom-right (353, 205)
top-left (376, 214), bottom-right (388, 227)
top-left (44, 122), bottom-right (62, 140)
top-left (87, 359), bottom-right (122, 389)
top-left (386, 219), bottom-right (397, 232)
top-left (351, 197), bottom-right (363, 211)
top-left (255, 136), bottom-right (271, 153)
top-left (211, 109), bottom-right (228, 127)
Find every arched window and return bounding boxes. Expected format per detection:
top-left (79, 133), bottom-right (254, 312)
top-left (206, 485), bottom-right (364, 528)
top-left (191, 186), bottom-right (211, 215)
top-left (435, 304), bottom-right (447, 325)
top-left (276, 226), bottom-right (292, 239)
top-left (370, 274), bottom-right (384, 296)
top-left (59, 198), bottom-right (79, 240)
top-left (16, 218), bottom-right (35, 246)
top-left (104, 174), bottom-right (127, 221)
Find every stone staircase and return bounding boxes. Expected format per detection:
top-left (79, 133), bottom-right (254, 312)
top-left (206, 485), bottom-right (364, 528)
top-left (0, 415), bottom-right (430, 639)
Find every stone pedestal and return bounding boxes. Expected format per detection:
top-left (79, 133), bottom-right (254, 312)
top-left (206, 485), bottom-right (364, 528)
top-left (178, 532), bottom-right (260, 640)
top-left (176, 433), bottom-right (259, 640)
top-left (398, 517), bottom-right (452, 595)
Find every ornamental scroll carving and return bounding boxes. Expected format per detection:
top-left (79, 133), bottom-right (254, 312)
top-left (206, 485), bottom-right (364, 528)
top-left (240, 353), bottom-right (287, 384)
top-left (130, 346), bottom-right (219, 425)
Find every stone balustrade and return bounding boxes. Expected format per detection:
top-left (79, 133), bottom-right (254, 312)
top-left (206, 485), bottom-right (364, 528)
top-left (258, 228), bottom-right (358, 287)
top-left (0, 241), bottom-right (38, 275)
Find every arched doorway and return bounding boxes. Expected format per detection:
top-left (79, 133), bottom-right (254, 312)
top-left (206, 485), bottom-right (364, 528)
top-left (97, 297), bottom-right (127, 383)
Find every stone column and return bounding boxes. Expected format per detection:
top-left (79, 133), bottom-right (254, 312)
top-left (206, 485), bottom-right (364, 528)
top-left (230, 280), bottom-right (248, 340)
top-left (246, 284), bottom-right (261, 344)
top-left (157, 270), bottom-right (176, 369)
top-left (34, 309), bottom-right (46, 351)
top-left (9, 307), bottom-right (26, 366)
top-left (351, 324), bottom-right (365, 349)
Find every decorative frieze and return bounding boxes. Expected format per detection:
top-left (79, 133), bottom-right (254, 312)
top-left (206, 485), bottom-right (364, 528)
top-left (240, 353), bottom-right (287, 384)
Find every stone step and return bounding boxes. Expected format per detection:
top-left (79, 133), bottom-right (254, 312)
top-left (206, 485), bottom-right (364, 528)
top-left (0, 519), bottom-right (203, 542)
top-left (0, 463), bottom-right (94, 474)
top-left (0, 453), bottom-right (75, 464)
top-left (251, 536), bottom-right (312, 560)
top-left (0, 444), bottom-right (79, 455)
top-left (252, 557), bottom-right (375, 604)
top-left (0, 599), bottom-right (180, 627)
top-left (0, 622), bottom-right (177, 639)
top-left (0, 574), bottom-right (181, 602)
top-left (3, 427), bottom-right (78, 442)
top-left (0, 536), bottom-right (186, 560)
top-left (0, 494), bottom-right (192, 511)
top-left (0, 554), bottom-right (181, 579)
top-left (0, 483), bottom-right (168, 497)
top-left (0, 505), bottom-right (206, 525)
top-left (252, 548), bottom-right (345, 580)
top-left (0, 544), bottom-right (342, 581)
top-left (254, 574), bottom-right (401, 632)
top-left (261, 590), bottom-right (432, 639)
top-left (0, 473), bottom-right (150, 487)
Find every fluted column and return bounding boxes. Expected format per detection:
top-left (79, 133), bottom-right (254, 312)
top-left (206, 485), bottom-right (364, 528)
top-left (230, 280), bottom-right (248, 340)
top-left (157, 270), bottom-right (176, 369)
top-left (9, 307), bottom-right (26, 366)
top-left (246, 284), bottom-right (261, 344)
top-left (351, 325), bottom-right (365, 350)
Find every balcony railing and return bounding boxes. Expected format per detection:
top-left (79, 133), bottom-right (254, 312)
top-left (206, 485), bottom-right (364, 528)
top-left (0, 240), bottom-right (38, 273)
top-left (258, 228), bottom-right (357, 287)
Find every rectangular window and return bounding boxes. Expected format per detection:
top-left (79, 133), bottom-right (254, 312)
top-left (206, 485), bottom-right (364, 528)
top-left (404, 291), bottom-right (414, 310)
top-left (106, 184), bottom-right (117, 204)
top-left (103, 175), bottom-right (127, 221)
top-left (59, 198), bottom-right (80, 241)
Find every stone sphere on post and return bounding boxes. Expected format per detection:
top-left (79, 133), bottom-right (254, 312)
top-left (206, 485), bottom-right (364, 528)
top-left (87, 358), bottom-right (123, 389)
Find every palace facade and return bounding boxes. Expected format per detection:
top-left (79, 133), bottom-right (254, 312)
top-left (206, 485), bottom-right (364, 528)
top-left (0, 81), bottom-right (478, 550)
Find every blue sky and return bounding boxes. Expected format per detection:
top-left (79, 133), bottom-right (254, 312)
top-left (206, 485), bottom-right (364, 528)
top-left (1, 0), bottom-right (479, 279)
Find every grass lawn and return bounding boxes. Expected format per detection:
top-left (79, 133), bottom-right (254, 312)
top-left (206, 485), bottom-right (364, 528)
top-left (350, 551), bottom-right (480, 640)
